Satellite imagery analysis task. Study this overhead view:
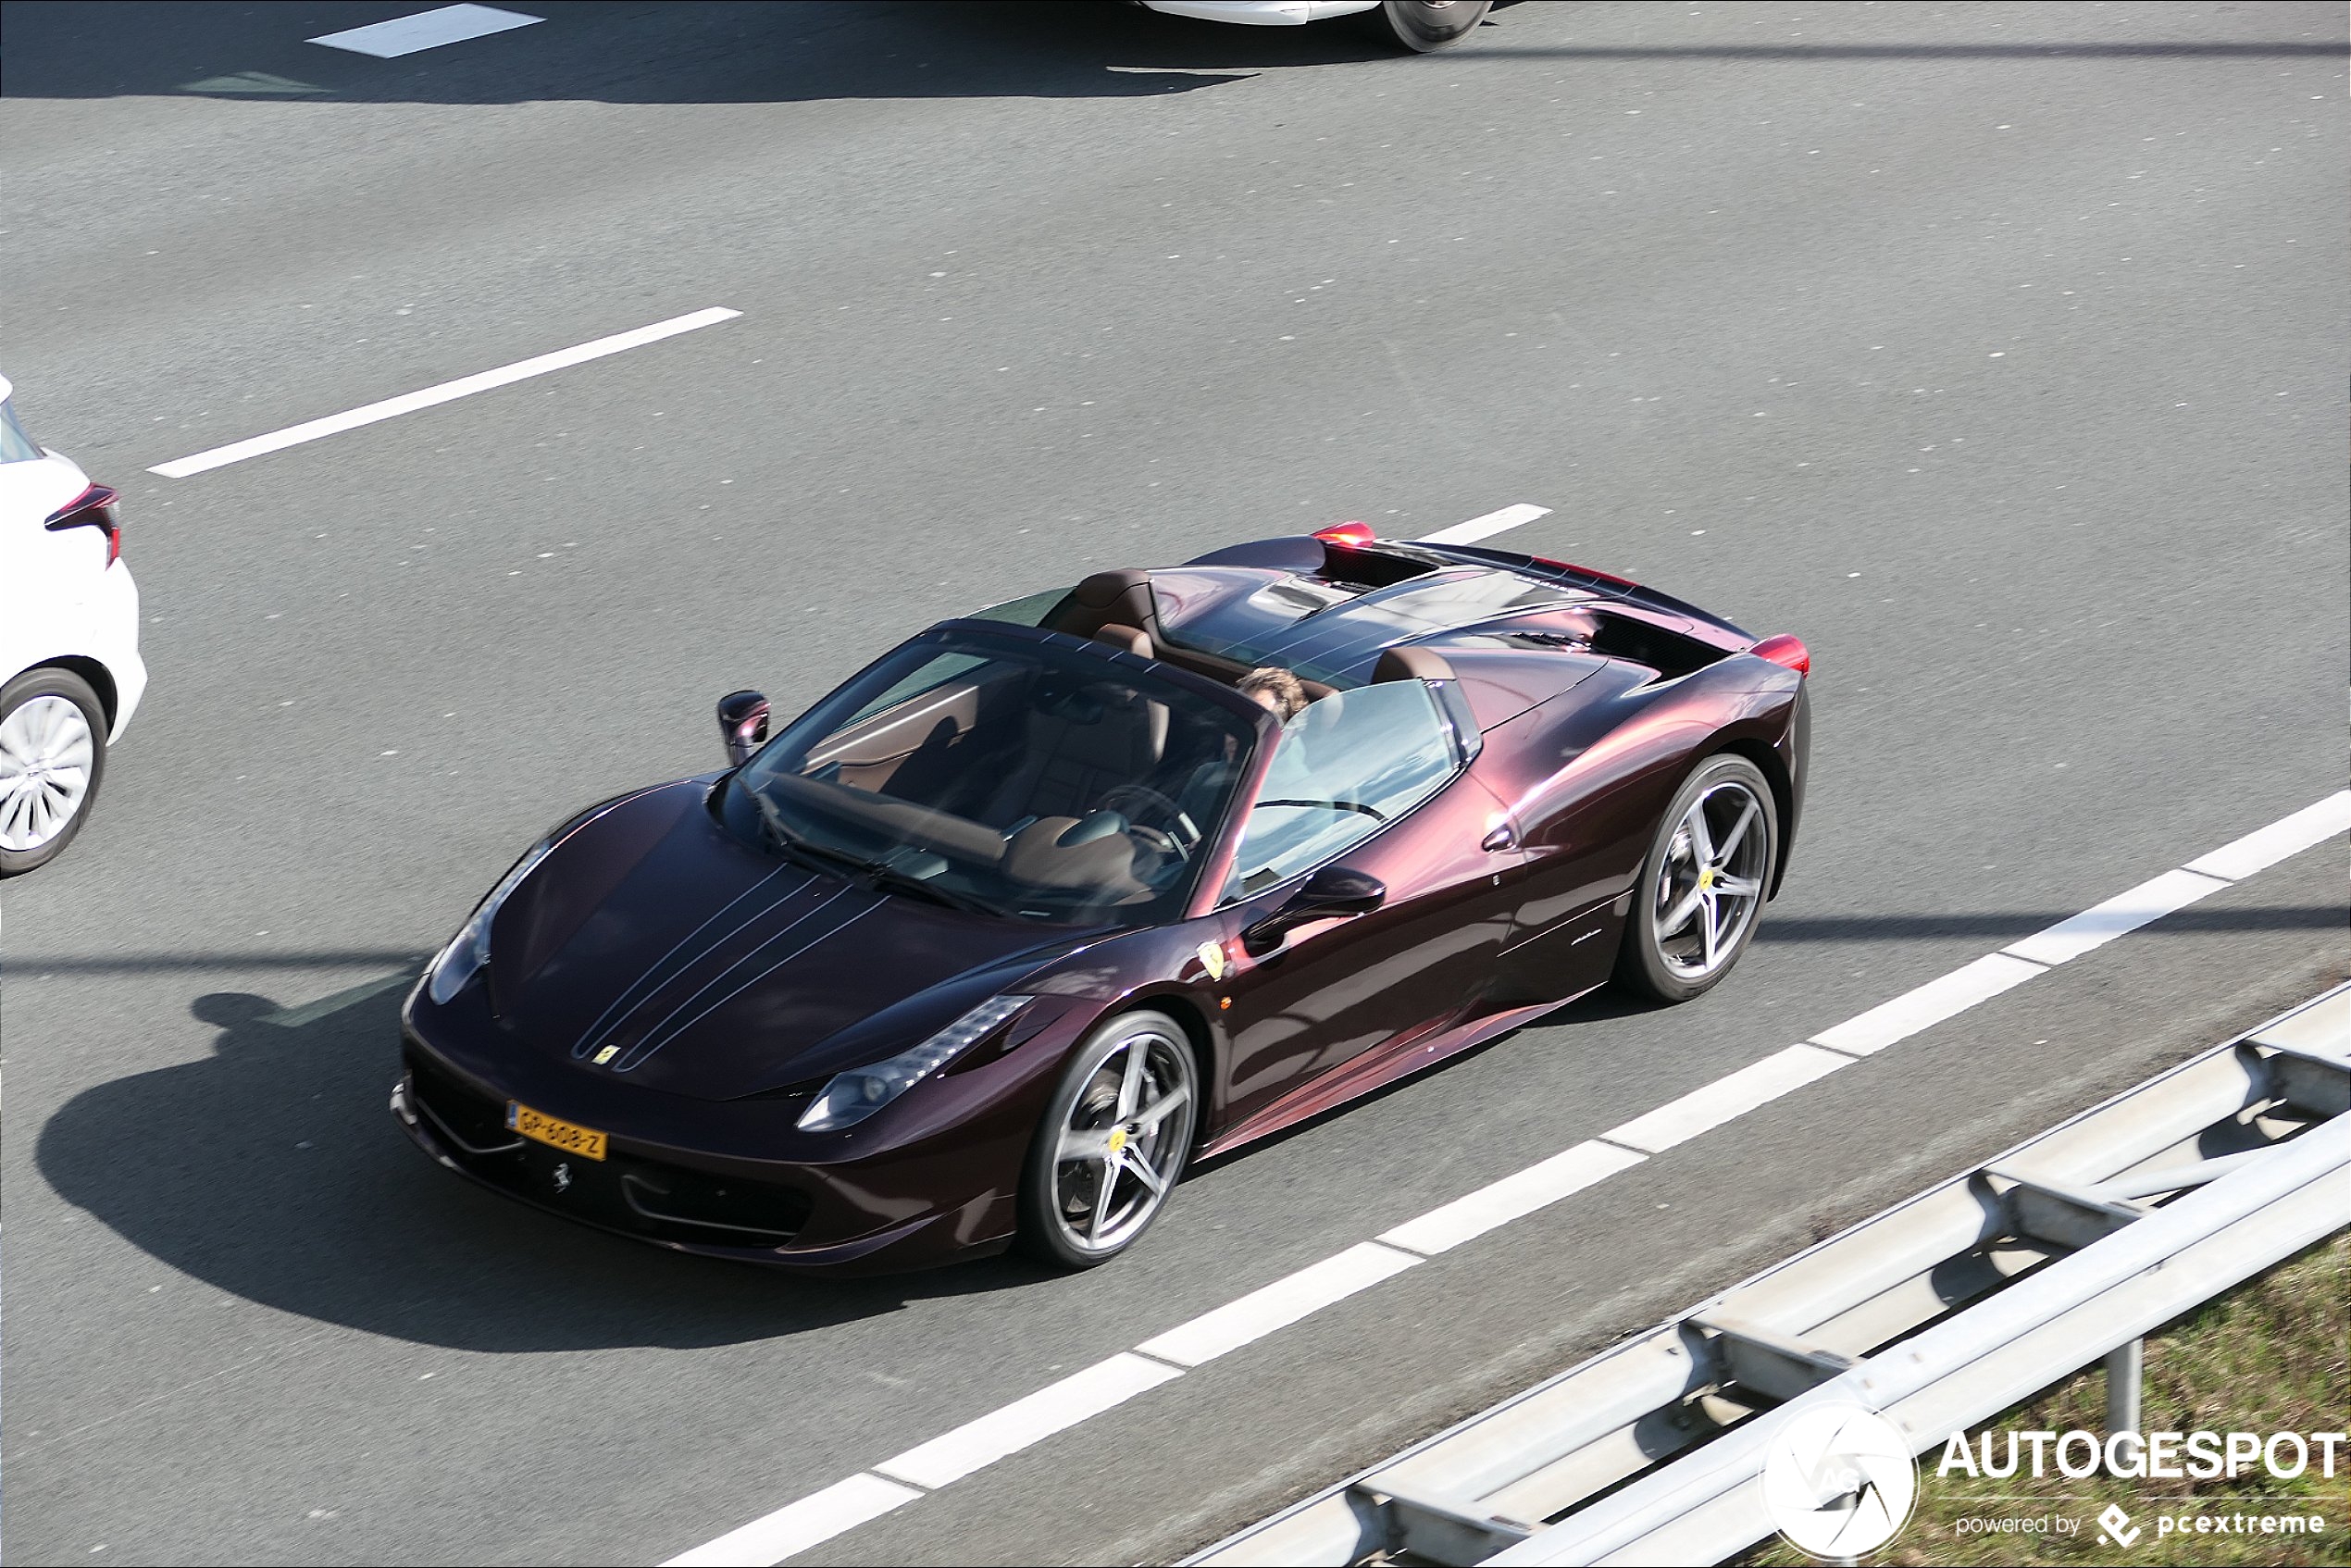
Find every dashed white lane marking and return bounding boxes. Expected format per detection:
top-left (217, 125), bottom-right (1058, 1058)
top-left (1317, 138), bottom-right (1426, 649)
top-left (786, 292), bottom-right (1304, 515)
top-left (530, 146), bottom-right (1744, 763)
top-left (1378, 1140), bottom-right (1644, 1256)
top-left (1602, 1042), bottom-right (1854, 1153)
top-left (150, 306), bottom-right (740, 478)
top-left (1416, 502), bottom-right (1552, 545)
top-left (656, 682), bottom-right (2345, 1564)
top-left (1809, 952), bottom-right (2046, 1056)
top-left (2183, 790), bottom-right (2351, 880)
top-left (873, 1354), bottom-right (1183, 1490)
top-left (663, 1475), bottom-right (920, 1568)
top-left (1134, 1242), bottom-right (1421, 1368)
top-left (308, 4), bottom-right (542, 57)
top-left (2002, 867), bottom-right (2231, 967)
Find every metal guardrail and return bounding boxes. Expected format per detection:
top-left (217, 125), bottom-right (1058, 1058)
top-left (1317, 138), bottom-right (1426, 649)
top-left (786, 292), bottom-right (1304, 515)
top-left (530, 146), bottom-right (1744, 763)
top-left (1189, 984), bottom-right (2351, 1568)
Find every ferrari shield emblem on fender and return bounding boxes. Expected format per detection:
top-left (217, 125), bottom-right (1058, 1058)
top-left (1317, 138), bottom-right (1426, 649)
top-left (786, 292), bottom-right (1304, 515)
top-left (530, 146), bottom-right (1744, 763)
top-left (1197, 940), bottom-right (1226, 981)
top-left (593, 1044), bottom-right (619, 1064)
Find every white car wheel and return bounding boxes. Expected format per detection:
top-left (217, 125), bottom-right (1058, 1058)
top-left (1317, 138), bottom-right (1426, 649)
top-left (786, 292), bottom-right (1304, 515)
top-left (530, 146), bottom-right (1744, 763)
top-left (0, 667), bottom-right (108, 875)
top-left (1364, 0), bottom-right (1491, 51)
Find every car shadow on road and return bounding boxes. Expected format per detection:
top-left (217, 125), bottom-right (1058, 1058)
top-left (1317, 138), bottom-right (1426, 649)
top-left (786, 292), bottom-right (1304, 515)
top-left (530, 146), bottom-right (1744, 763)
top-left (32, 981), bottom-right (1060, 1353)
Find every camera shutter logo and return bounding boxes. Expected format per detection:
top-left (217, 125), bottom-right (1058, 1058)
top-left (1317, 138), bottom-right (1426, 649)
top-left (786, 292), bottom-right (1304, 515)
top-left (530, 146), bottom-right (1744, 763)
top-left (1760, 1403), bottom-right (1920, 1560)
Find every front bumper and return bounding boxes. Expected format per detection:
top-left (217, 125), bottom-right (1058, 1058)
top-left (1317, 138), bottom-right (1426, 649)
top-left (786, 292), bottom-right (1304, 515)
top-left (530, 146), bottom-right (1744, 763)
top-left (94, 559), bottom-right (145, 741)
top-left (392, 991), bottom-right (1091, 1274)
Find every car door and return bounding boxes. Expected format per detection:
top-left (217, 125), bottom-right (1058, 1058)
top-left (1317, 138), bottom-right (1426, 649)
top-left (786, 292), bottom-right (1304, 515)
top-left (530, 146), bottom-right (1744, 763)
top-left (1210, 678), bottom-right (1522, 1124)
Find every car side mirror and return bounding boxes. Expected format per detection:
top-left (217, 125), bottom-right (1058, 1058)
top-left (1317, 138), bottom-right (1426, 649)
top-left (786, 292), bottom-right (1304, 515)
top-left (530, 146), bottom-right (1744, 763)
top-left (1240, 866), bottom-right (1387, 957)
top-left (717, 690), bottom-right (770, 767)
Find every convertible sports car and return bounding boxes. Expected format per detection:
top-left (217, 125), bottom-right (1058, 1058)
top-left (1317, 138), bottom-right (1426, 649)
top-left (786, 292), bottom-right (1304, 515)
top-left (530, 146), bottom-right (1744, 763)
top-left (395, 525), bottom-right (1810, 1273)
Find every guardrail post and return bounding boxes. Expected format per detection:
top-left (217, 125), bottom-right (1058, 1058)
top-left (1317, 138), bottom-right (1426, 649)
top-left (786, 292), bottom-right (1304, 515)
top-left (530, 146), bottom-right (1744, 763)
top-left (2106, 1337), bottom-right (2144, 1436)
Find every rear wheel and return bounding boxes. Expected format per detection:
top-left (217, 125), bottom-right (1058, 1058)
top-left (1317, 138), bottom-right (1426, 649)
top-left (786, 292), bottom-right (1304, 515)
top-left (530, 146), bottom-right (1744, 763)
top-left (0, 667), bottom-right (107, 877)
top-left (1361, 0), bottom-right (1492, 52)
top-left (1614, 754), bottom-right (1776, 1004)
top-left (1014, 1010), bottom-right (1199, 1269)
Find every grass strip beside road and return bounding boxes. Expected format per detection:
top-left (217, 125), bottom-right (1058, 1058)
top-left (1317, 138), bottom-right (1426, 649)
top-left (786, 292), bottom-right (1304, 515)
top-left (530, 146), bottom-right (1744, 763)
top-left (1744, 1232), bottom-right (2350, 1566)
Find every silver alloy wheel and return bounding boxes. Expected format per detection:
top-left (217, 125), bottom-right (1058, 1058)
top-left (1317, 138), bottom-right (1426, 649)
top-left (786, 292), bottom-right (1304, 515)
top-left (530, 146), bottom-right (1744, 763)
top-left (0, 694), bottom-right (96, 852)
top-left (1650, 778), bottom-right (1769, 979)
top-left (1050, 1024), bottom-right (1196, 1256)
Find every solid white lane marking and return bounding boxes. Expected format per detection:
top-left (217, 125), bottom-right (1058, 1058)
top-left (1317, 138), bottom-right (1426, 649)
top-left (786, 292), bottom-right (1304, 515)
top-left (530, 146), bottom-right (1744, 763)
top-left (1809, 952), bottom-right (2046, 1057)
top-left (659, 1474), bottom-right (920, 1568)
top-left (2002, 867), bottom-right (2233, 967)
top-left (1134, 1243), bottom-right (1421, 1367)
top-left (1379, 1140), bottom-right (1645, 1256)
top-left (2182, 790), bottom-right (2351, 881)
top-left (1416, 503), bottom-right (1552, 544)
top-left (872, 1354), bottom-right (1182, 1490)
top-left (1601, 1044), bottom-right (1853, 1154)
top-left (150, 306), bottom-right (740, 478)
top-left (309, 4), bottom-right (542, 57)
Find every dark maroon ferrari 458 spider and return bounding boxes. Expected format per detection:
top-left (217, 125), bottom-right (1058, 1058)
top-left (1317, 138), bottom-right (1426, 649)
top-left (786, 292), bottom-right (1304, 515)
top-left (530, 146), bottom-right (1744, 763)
top-left (395, 525), bottom-right (1811, 1273)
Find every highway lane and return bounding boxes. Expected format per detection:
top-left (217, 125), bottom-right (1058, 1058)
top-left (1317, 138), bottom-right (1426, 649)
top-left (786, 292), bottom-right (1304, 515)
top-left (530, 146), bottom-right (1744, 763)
top-left (1, 2), bottom-right (2343, 1562)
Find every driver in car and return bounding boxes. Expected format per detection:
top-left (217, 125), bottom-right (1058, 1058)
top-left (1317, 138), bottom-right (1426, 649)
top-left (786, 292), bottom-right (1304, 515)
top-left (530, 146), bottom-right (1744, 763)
top-left (1235, 666), bottom-right (1309, 722)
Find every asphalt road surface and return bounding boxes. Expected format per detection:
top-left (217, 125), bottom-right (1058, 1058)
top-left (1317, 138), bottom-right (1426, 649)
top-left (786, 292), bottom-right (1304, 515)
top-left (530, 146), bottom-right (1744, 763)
top-left (3, 3), bottom-right (2344, 1563)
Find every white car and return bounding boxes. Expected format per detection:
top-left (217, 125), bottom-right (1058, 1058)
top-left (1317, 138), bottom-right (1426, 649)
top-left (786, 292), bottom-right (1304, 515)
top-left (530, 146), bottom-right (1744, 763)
top-left (1139, 0), bottom-right (1492, 51)
top-left (0, 373), bottom-right (145, 876)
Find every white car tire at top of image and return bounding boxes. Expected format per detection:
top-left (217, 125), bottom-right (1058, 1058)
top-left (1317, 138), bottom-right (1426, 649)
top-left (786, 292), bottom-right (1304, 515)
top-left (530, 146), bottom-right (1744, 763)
top-left (1362, 0), bottom-right (1492, 51)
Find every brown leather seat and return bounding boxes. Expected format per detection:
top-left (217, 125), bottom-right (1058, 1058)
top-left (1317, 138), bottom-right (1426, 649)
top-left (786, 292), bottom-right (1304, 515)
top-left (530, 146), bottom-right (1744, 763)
top-left (1092, 622), bottom-right (1154, 659)
top-left (982, 653), bottom-right (1170, 826)
top-left (1373, 644), bottom-right (1455, 684)
top-left (1051, 570), bottom-right (1162, 642)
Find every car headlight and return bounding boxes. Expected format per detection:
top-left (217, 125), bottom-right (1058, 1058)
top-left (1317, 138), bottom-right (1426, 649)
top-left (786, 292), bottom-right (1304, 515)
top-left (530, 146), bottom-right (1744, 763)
top-left (797, 996), bottom-right (1030, 1133)
top-left (425, 840), bottom-right (555, 1005)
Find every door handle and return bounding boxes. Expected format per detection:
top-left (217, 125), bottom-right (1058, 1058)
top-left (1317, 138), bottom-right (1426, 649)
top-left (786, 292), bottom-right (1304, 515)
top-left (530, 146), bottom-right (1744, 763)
top-left (1481, 824), bottom-right (1518, 852)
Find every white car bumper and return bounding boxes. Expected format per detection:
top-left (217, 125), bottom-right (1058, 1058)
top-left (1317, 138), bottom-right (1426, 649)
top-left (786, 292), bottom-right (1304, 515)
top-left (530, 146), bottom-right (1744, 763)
top-left (1140, 1), bottom-right (1381, 25)
top-left (88, 558), bottom-right (146, 742)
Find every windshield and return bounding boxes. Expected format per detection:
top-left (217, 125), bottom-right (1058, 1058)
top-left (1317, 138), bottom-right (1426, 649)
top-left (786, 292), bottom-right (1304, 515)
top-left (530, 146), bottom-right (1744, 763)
top-left (0, 400), bottom-right (42, 464)
top-left (1224, 680), bottom-right (1468, 901)
top-left (726, 629), bottom-right (1259, 925)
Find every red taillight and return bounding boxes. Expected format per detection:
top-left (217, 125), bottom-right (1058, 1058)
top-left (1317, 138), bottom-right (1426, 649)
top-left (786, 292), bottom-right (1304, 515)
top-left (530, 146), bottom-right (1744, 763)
top-left (1750, 634), bottom-right (1810, 675)
top-left (1313, 520), bottom-right (1377, 548)
top-left (45, 482), bottom-right (121, 566)
top-left (1529, 554), bottom-right (1636, 589)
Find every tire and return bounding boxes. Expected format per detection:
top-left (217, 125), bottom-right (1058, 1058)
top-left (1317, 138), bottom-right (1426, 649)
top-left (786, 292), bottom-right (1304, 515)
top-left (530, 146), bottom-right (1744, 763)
top-left (1014, 1009), bottom-right (1200, 1269)
top-left (0, 666), bottom-right (108, 877)
top-left (1613, 753), bottom-right (1777, 1005)
top-left (1361, 0), bottom-right (1492, 52)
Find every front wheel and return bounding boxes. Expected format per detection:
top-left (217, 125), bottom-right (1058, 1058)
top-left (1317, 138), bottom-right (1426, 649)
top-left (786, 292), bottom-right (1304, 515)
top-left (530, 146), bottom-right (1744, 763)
top-left (1014, 1010), bottom-right (1199, 1269)
top-left (0, 666), bottom-right (108, 877)
top-left (1361, 0), bottom-right (1492, 52)
top-left (1614, 754), bottom-right (1777, 1004)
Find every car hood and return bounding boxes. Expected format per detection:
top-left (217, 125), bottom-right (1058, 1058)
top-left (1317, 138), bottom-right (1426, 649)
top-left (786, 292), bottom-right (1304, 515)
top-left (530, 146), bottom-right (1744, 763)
top-left (488, 780), bottom-right (1079, 1100)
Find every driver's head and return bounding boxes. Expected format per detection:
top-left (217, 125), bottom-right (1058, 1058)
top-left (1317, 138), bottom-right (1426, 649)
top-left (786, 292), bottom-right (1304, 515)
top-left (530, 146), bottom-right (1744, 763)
top-left (1237, 666), bottom-right (1308, 722)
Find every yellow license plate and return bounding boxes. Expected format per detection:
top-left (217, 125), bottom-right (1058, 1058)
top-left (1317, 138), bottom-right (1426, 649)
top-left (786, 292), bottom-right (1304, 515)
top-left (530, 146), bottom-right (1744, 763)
top-left (507, 1101), bottom-right (607, 1161)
